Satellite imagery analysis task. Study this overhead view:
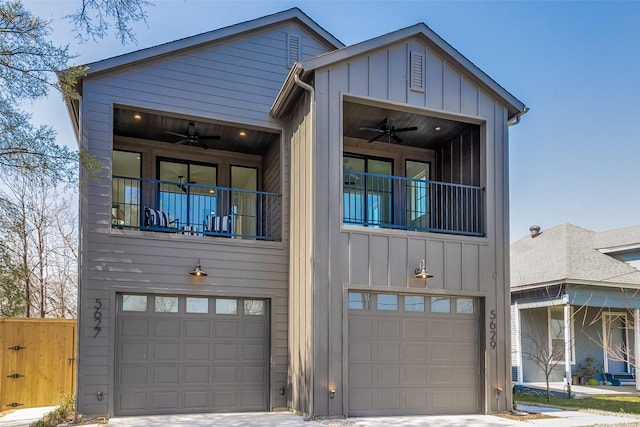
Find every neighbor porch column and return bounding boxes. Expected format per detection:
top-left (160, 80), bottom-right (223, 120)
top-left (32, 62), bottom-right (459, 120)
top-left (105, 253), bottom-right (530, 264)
top-left (515, 302), bottom-right (523, 384)
top-left (564, 300), bottom-right (572, 394)
top-left (635, 308), bottom-right (640, 391)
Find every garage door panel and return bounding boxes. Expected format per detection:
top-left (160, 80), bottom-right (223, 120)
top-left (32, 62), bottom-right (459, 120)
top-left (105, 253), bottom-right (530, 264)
top-left (118, 366), bottom-right (148, 385)
top-left (185, 320), bottom-right (210, 337)
top-left (115, 294), bottom-right (269, 415)
top-left (404, 319), bottom-right (427, 338)
top-left (184, 342), bottom-right (209, 360)
top-left (214, 343), bottom-right (239, 360)
top-left (151, 342), bottom-right (179, 361)
top-left (184, 366), bottom-right (209, 384)
top-left (376, 365), bottom-right (401, 385)
top-left (184, 391), bottom-right (209, 409)
top-left (151, 366), bottom-right (180, 385)
top-left (375, 342), bottom-right (400, 362)
top-left (403, 366), bottom-right (427, 385)
top-left (376, 319), bottom-right (400, 337)
top-left (120, 342), bottom-right (147, 361)
top-left (349, 317), bottom-right (373, 338)
top-left (153, 319), bottom-right (180, 337)
top-left (348, 293), bottom-right (480, 416)
top-left (120, 318), bottom-right (149, 337)
top-left (215, 320), bottom-right (240, 338)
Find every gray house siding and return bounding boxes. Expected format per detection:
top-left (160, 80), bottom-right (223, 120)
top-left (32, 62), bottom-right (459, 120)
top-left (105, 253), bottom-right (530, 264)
top-left (300, 36), bottom-right (513, 415)
top-left (75, 21), bottom-right (334, 417)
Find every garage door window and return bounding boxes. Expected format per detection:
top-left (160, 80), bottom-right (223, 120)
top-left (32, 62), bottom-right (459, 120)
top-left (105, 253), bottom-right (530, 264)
top-left (244, 300), bottom-right (265, 315)
top-left (122, 294), bottom-right (147, 312)
top-left (404, 295), bottom-right (425, 312)
top-left (456, 298), bottom-right (474, 314)
top-left (431, 297), bottom-right (451, 313)
top-left (377, 294), bottom-right (398, 311)
top-left (186, 297), bottom-right (209, 313)
top-left (155, 296), bottom-right (178, 312)
top-left (349, 292), bottom-right (371, 310)
top-left (216, 298), bottom-right (237, 314)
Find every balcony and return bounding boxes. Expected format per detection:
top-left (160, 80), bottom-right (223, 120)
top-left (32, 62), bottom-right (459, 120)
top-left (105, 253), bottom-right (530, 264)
top-left (343, 170), bottom-right (484, 237)
top-left (112, 176), bottom-right (281, 240)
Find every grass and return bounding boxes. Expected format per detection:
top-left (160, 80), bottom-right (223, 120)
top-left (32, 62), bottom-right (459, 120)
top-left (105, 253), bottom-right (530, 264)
top-left (29, 393), bottom-right (74, 427)
top-left (514, 392), bottom-right (640, 415)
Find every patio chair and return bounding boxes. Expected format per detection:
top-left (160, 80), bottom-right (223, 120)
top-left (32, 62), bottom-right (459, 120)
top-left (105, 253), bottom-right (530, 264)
top-left (204, 208), bottom-right (236, 237)
top-left (143, 206), bottom-right (179, 232)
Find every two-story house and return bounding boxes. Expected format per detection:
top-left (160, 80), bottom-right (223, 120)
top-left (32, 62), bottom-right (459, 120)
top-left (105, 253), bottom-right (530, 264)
top-left (65, 8), bottom-right (527, 419)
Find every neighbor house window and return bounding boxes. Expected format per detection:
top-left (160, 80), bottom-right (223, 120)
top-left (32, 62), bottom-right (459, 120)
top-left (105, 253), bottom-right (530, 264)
top-left (548, 305), bottom-right (575, 363)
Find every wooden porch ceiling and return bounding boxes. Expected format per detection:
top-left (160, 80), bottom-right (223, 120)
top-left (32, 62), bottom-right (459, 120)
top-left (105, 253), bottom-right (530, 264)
top-left (113, 107), bottom-right (278, 155)
top-left (343, 101), bottom-right (476, 149)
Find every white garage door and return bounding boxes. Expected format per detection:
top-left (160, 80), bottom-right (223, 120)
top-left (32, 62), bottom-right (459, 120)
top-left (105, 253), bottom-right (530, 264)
top-left (348, 292), bottom-right (480, 416)
top-left (115, 294), bottom-right (269, 416)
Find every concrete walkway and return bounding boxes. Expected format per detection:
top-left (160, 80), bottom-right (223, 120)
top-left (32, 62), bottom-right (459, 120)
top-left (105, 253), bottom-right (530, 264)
top-left (2, 405), bottom-right (640, 427)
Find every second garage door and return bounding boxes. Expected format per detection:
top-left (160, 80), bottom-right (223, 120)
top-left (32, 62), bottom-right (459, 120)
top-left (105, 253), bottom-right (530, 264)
top-left (115, 294), bottom-right (269, 416)
top-left (348, 292), bottom-right (481, 416)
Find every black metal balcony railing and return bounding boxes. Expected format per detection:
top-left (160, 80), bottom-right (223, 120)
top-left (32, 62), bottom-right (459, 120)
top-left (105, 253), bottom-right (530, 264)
top-left (343, 170), bottom-right (485, 236)
top-left (112, 176), bottom-right (281, 240)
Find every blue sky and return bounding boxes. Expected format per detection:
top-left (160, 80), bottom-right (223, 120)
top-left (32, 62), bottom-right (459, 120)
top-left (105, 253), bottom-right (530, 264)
top-left (23, 0), bottom-right (640, 241)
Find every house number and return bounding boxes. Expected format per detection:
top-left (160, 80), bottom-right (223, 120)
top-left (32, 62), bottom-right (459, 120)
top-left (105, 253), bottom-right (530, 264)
top-left (489, 309), bottom-right (497, 350)
top-left (93, 298), bottom-right (103, 338)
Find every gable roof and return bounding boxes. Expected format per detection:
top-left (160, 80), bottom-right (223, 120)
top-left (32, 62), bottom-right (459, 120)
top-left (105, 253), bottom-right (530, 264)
top-left (272, 23), bottom-right (527, 121)
top-left (511, 223), bottom-right (640, 289)
top-left (79, 8), bottom-right (343, 78)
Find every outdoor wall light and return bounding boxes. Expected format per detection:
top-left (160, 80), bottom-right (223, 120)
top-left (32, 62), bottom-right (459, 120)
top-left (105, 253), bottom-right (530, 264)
top-left (329, 389), bottom-right (336, 399)
top-left (495, 385), bottom-right (503, 398)
top-left (190, 259), bottom-right (208, 277)
top-left (96, 391), bottom-right (103, 401)
top-left (414, 259), bottom-right (433, 280)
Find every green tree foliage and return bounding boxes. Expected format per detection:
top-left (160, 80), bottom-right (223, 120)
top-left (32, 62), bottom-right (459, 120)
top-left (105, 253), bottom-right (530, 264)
top-left (0, 1), bottom-right (86, 183)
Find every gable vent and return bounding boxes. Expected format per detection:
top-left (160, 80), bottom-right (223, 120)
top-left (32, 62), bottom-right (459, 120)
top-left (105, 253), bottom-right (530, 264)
top-left (410, 51), bottom-right (425, 92)
top-left (288, 35), bottom-right (300, 67)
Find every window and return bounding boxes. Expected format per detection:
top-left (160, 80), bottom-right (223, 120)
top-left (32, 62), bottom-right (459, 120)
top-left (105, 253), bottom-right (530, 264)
top-left (244, 300), bottom-right (265, 316)
top-left (155, 296), bottom-right (178, 313)
top-left (404, 295), bottom-right (425, 312)
top-left (186, 297), bottom-right (209, 313)
top-left (159, 159), bottom-right (217, 230)
top-left (406, 160), bottom-right (430, 229)
top-left (122, 294), bottom-right (147, 312)
top-left (548, 306), bottom-right (574, 363)
top-left (349, 292), bottom-right (371, 310)
top-left (431, 297), bottom-right (450, 313)
top-left (216, 299), bottom-right (237, 315)
top-left (231, 166), bottom-right (258, 238)
top-left (377, 294), bottom-right (398, 311)
top-left (343, 155), bottom-right (393, 227)
top-left (456, 298), bottom-right (475, 314)
top-left (112, 150), bottom-right (141, 227)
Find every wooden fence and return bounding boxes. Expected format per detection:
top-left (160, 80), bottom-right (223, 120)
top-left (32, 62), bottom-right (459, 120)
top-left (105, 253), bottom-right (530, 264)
top-left (0, 319), bottom-right (76, 409)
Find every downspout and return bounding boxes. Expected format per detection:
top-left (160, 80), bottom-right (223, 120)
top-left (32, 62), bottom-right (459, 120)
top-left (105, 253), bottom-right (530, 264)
top-left (507, 107), bottom-right (530, 127)
top-left (293, 72), bottom-right (316, 417)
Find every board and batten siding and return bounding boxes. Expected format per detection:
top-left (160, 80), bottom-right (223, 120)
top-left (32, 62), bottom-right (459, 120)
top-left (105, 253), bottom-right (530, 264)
top-left (76, 21), bottom-right (334, 417)
top-left (303, 35), bottom-right (513, 415)
top-left (287, 92), bottom-right (314, 415)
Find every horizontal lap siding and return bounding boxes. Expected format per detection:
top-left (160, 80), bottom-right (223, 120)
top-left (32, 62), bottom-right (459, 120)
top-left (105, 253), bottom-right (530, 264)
top-left (77, 21), bottom-right (335, 417)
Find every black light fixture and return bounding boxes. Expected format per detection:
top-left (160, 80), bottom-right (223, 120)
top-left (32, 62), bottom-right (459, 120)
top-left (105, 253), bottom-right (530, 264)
top-left (190, 259), bottom-right (207, 277)
top-left (414, 259), bottom-right (433, 280)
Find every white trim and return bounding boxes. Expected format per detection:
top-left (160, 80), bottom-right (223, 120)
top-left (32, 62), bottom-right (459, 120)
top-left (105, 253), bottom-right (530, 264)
top-left (547, 305), bottom-right (575, 364)
top-left (634, 309), bottom-right (640, 391)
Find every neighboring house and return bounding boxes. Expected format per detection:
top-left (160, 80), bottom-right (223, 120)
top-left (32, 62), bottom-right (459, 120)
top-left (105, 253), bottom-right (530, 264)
top-left (64, 8), bottom-right (527, 419)
top-left (511, 223), bottom-right (640, 389)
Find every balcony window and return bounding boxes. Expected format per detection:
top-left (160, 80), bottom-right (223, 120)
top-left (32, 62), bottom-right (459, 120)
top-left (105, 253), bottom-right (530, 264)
top-left (112, 150), bottom-right (141, 228)
top-left (343, 155), bottom-right (393, 227)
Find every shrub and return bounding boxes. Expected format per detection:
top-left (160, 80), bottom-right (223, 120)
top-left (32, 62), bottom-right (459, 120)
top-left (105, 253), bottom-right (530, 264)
top-left (29, 393), bottom-right (74, 427)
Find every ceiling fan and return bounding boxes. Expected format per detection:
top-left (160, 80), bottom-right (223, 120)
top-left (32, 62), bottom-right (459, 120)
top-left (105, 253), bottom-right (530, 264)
top-left (359, 118), bottom-right (418, 143)
top-left (164, 122), bottom-right (220, 149)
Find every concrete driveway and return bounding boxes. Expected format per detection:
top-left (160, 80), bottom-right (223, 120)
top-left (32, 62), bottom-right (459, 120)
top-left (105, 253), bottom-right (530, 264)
top-left (3, 406), bottom-right (640, 427)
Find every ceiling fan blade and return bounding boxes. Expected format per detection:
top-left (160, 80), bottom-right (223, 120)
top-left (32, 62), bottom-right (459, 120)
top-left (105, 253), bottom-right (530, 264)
top-left (174, 139), bottom-right (190, 145)
top-left (393, 126), bottom-right (418, 133)
top-left (391, 133), bottom-right (403, 143)
top-left (164, 130), bottom-right (188, 138)
top-left (368, 133), bottom-right (385, 143)
top-left (359, 127), bottom-right (385, 133)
